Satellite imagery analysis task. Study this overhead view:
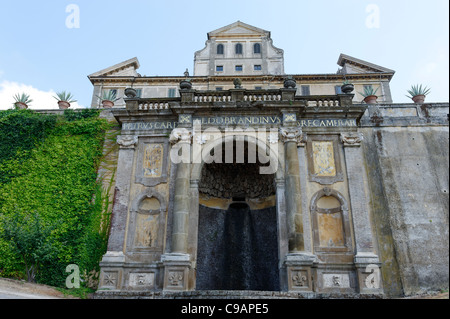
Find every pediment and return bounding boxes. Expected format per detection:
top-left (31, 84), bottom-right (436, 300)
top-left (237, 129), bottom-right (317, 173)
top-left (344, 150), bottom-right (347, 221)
top-left (337, 54), bottom-right (395, 74)
top-left (89, 57), bottom-right (140, 77)
top-left (208, 21), bottom-right (270, 39)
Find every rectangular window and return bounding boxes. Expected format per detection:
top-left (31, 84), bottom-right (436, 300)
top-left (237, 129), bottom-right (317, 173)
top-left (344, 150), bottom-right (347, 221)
top-left (216, 65), bottom-right (223, 72)
top-left (255, 86), bottom-right (262, 90)
top-left (215, 87), bottom-right (223, 91)
top-left (235, 65), bottom-right (243, 72)
top-left (168, 88), bottom-right (176, 98)
top-left (254, 65), bottom-right (262, 71)
top-left (301, 85), bottom-right (311, 96)
top-left (136, 89), bottom-right (142, 98)
top-left (335, 86), bottom-right (342, 95)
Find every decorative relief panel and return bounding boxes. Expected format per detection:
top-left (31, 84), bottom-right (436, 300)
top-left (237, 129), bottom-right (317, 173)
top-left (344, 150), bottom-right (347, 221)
top-left (306, 135), bottom-right (343, 185)
top-left (323, 273), bottom-right (351, 288)
top-left (129, 272), bottom-right (155, 288)
top-left (136, 138), bottom-right (169, 187)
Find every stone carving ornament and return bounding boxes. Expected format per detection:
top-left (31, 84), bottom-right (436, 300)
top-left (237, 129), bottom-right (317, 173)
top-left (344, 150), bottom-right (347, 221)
top-left (279, 127), bottom-right (302, 144)
top-left (169, 128), bottom-right (192, 144)
top-left (117, 135), bottom-right (138, 149)
top-left (340, 132), bottom-right (363, 146)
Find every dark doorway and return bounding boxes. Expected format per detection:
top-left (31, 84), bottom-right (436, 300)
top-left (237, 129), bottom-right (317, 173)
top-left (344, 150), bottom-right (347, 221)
top-left (196, 203), bottom-right (279, 291)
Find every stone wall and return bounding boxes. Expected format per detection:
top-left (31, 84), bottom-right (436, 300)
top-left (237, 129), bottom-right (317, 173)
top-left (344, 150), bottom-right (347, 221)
top-left (363, 124), bottom-right (449, 296)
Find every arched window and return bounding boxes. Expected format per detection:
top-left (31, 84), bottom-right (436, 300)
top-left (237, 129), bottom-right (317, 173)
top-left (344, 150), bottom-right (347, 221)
top-left (217, 44), bottom-right (224, 55)
top-left (235, 43), bottom-right (243, 55)
top-left (253, 43), bottom-right (261, 54)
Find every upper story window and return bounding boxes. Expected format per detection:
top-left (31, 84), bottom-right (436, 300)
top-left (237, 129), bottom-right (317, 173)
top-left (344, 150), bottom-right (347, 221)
top-left (253, 43), bottom-right (261, 54)
top-left (168, 88), bottom-right (176, 98)
top-left (217, 44), bottom-right (224, 55)
top-left (235, 65), bottom-right (243, 72)
top-left (235, 43), bottom-right (243, 55)
top-left (254, 65), bottom-right (262, 71)
top-left (301, 85), bottom-right (311, 96)
top-left (216, 65), bottom-right (224, 72)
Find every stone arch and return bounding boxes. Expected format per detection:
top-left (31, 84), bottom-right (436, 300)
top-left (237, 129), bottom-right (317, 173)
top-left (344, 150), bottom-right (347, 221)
top-left (191, 133), bottom-right (283, 182)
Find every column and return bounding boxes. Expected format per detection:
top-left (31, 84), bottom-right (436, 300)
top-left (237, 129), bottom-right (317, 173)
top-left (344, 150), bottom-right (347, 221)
top-left (280, 120), bottom-right (316, 293)
top-left (162, 127), bottom-right (193, 291)
top-left (280, 126), bottom-right (305, 252)
top-left (98, 135), bottom-right (138, 290)
top-left (341, 132), bottom-right (383, 295)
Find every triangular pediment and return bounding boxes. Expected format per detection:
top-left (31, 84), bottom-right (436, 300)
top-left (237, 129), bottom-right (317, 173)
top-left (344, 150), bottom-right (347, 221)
top-left (89, 57), bottom-right (140, 77)
top-left (208, 21), bottom-right (270, 39)
top-left (337, 54), bottom-right (395, 74)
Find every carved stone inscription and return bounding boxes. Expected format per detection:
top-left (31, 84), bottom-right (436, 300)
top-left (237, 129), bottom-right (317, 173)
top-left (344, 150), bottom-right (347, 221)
top-left (312, 141), bottom-right (336, 177)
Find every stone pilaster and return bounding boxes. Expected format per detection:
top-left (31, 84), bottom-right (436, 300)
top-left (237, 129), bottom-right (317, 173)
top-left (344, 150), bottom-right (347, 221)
top-left (280, 126), bottom-right (305, 253)
top-left (99, 135), bottom-right (138, 290)
top-left (162, 127), bottom-right (193, 291)
top-left (340, 132), bottom-right (383, 295)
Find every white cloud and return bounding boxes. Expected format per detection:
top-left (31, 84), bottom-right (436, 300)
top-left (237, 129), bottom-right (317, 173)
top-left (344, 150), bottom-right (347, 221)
top-left (0, 81), bottom-right (84, 110)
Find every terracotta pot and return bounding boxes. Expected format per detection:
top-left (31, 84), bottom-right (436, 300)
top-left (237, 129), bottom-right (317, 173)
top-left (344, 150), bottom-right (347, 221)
top-left (101, 100), bottom-right (114, 108)
top-left (58, 101), bottom-right (71, 109)
top-left (412, 95), bottom-right (425, 104)
top-left (364, 95), bottom-right (378, 104)
top-left (14, 102), bottom-right (28, 109)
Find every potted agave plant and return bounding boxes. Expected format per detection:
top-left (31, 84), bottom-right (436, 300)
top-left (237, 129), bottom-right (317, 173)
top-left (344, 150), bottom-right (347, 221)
top-left (359, 86), bottom-right (379, 104)
top-left (13, 93), bottom-right (33, 109)
top-left (406, 84), bottom-right (431, 104)
top-left (98, 90), bottom-right (120, 108)
top-left (53, 91), bottom-right (77, 109)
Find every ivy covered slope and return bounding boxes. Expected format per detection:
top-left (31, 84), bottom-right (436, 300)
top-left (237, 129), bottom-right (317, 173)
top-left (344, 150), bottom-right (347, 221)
top-left (0, 109), bottom-right (112, 287)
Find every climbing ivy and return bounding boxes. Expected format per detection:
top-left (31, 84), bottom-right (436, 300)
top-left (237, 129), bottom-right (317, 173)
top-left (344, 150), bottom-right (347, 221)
top-left (0, 109), bottom-right (114, 288)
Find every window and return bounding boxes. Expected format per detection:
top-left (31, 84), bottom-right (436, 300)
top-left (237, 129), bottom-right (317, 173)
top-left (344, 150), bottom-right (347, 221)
top-left (335, 86), bottom-right (342, 95)
top-left (235, 65), bottom-right (243, 72)
top-left (235, 43), bottom-right (243, 55)
top-left (217, 44), bottom-right (224, 55)
top-left (216, 65), bottom-right (223, 72)
top-left (255, 86), bottom-right (262, 90)
top-left (135, 89), bottom-right (142, 98)
top-left (254, 65), bottom-right (262, 71)
top-left (253, 43), bottom-right (261, 54)
top-left (215, 87), bottom-right (223, 91)
top-left (168, 88), bottom-right (176, 98)
top-left (301, 85), bottom-right (311, 96)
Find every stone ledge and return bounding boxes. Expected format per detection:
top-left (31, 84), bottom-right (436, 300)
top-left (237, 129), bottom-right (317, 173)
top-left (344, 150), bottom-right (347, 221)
top-left (93, 290), bottom-right (385, 299)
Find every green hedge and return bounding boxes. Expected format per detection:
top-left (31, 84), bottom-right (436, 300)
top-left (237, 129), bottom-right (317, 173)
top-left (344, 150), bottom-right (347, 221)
top-left (0, 109), bottom-right (112, 287)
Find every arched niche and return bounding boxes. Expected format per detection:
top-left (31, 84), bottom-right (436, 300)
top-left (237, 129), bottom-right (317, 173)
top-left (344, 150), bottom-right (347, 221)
top-left (310, 187), bottom-right (352, 254)
top-left (127, 190), bottom-right (167, 252)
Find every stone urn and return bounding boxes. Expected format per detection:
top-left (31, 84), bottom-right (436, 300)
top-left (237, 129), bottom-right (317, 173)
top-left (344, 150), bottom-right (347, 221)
top-left (101, 100), bottom-right (114, 108)
top-left (283, 76), bottom-right (296, 89)
top-left (363, 95), bottom-right (378, 104)
top-left (14, 102), bottom-right (28, 110)
top-left (412, 94), bottom-right (426, 104)
top-left (341, 83), bottom-right (354, 94)
top-left (180, 80), bottom-right (192, 90)
top-left (233, 78), bottom-right (242, 89)
top-left (58, 101), bottom-right (71, 109)
top-left (124, 88), bottom-right (137, 98)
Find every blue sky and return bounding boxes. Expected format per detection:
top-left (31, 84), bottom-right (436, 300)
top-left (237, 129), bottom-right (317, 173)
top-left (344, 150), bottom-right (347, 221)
top-left (0, 0), bottom-right (448, 109)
